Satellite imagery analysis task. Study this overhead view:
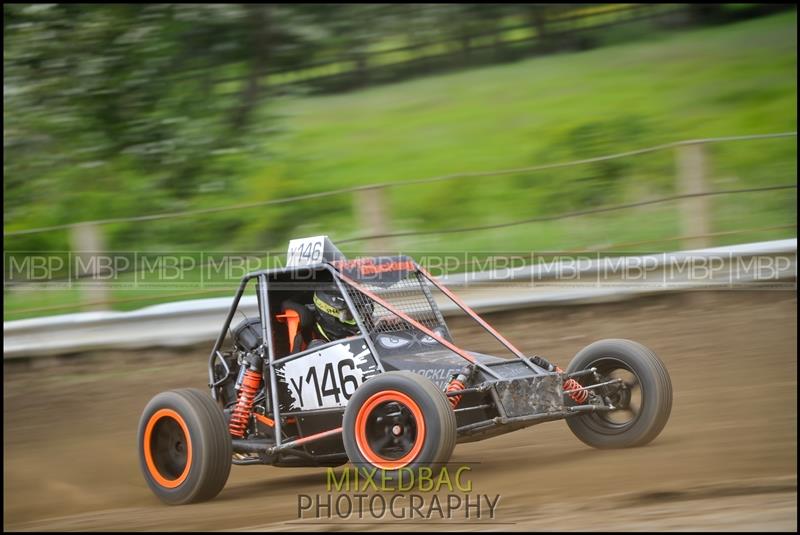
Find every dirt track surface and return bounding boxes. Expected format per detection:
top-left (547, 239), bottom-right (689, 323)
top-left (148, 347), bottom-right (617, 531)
top-left (4, 290), bottom-right (797, 531)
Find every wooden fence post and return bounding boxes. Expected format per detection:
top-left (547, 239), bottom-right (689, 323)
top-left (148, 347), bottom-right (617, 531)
top-left (70, 222), bottom-right (111, 311)
top-left (355, 186), bottom-right (394, 254)
top-left (676, 143), bottom-right (712, 249)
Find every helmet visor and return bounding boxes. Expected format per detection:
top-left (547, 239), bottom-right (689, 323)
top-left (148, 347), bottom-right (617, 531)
top-left (314, 292), bottom-right (356, 326)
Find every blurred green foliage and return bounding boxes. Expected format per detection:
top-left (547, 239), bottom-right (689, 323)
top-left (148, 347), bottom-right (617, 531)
top-left (3, 7), bottom-right (797, 319)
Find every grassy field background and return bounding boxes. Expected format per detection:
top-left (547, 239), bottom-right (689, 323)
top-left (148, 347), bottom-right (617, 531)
top-left (4, 12), bottom-right (797, 320)
top-left (258, 11), bottom-right (796, 252)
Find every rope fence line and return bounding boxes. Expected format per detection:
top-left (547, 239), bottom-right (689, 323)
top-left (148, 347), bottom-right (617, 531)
top-left (4, 183), bottom-right (796, 285)
top-left (5, 224), bottom-right (797, 317)
top-left (336, 184), bottom-right (798, 244)
top-left (4, 131), bottom-right (796, 237)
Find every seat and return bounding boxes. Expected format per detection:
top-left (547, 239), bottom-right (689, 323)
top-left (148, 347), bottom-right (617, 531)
top-left (275, 300), bottom-right (314, 354)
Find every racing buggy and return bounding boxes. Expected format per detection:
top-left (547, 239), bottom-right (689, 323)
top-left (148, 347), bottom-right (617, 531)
top-left (138, 236), bottom-right (672, 504)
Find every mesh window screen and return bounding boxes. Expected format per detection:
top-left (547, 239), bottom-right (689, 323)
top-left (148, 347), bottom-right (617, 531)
top-left (343, 271), bottom-right (448, 337)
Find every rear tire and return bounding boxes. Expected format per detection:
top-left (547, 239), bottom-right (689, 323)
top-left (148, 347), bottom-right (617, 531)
top-left (565, 339), bottom-right (672, 449)
top-left (138, 388), bottom-right (232, 504)
top-left (343, 371), bottom-right (456, 479)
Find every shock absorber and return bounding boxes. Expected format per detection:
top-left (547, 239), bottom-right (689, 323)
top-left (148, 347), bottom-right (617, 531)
top-left (530, 355), bottom-right (589, 404)
top-left (228, 367), bottom-right (263, 438)
top-left (562, 375), bottom-right (588, 404)
top-left (445, 366), bottom-right (472, 409)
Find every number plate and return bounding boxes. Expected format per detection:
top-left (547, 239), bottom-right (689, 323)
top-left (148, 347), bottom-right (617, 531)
top-left (286, 235), bottom-right (345, 267)
top-left (286, 236), bottom-right (325, 267)
top-left (276, 341), bottom-right (379, 410)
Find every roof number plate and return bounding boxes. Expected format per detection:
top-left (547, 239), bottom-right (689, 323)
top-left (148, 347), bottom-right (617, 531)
top-left (286, 235), bottom-right (345, 267)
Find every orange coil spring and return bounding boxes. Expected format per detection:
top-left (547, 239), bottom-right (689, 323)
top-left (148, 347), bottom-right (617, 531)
top-left (563, 378), bottom-right (588, 404)
top-left (229, 369), bottom-right (262, 438)
top-left (446, 378), bottom-right (466, 409)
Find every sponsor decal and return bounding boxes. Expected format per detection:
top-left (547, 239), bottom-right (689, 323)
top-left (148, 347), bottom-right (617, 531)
top-left (333, 256), bottom-right (416, 285)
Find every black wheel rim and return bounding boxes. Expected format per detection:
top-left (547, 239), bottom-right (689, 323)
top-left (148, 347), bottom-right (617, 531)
top-left (580, 357), bottom-right (643, 434)
top-left (150, 417), bottom-right (189, 480)
top-left (364, 401), bottom-right (419, 460)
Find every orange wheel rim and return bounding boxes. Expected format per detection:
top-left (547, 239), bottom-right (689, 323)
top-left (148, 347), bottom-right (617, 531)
top-left (143, 409), bottom-right (192, 488)
top-left (354, 390), bottom-right (426, 470)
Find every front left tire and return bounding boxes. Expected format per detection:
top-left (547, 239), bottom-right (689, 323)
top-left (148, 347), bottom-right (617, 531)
top-left (138, 388), bottom-right (232, 504)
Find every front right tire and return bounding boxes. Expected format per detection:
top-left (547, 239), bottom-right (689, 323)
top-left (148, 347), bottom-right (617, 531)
top-left (342, 371), bottom-right (457, 478)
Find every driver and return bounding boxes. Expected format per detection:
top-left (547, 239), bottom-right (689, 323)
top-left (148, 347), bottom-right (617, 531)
top-left (311, 289), bottom-right (359, 345)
